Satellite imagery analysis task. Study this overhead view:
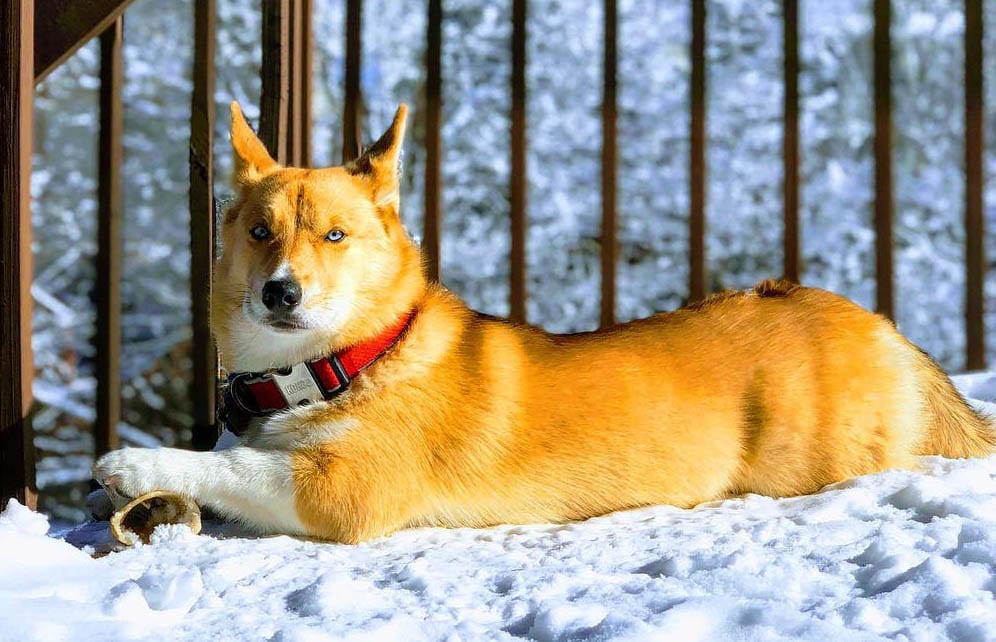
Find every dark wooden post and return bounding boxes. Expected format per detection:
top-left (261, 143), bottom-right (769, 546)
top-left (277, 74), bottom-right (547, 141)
top-left (689, 0), bottom-right (706, 302)
top-left (260, 0), bottom-right (291, 162)
top-left (260, 0), bottom-right (310, 166)
top-left (299, 0), bottom-right (313, 166)
top-left (873, 0), bottom-right (893, 319)
top-left (964, 0), bottom-right (985, 371)
top-left (189, 0), bottom-right (218, 451)
top-left (95, 17), bottom-right (123, 456)
top-left (510, 0), bottom-right (528, 322)
top-left (342, 0), bottom-right (363, 163)
top-left (289, 0), bottom-right (303, 165)
top-left (782, 0), bottom-right (800, 283)
top-left (423, 0), bottom-right (442, 281)
top-left (600, 0), bottom-right (617, 328)
top-left (1, 0), bottom-right (37, 510)
top-left (288, 0), bottom-right (312, 167)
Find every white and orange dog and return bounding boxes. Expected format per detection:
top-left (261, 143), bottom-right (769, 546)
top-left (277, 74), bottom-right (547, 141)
top-left (94, 103), bottom-right (995, 543)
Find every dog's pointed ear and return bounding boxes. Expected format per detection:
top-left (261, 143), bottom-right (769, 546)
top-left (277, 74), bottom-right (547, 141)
top-left (230, 102), bottom-right (278, 187)
top-left (346, 104), bottom-right (408, 208)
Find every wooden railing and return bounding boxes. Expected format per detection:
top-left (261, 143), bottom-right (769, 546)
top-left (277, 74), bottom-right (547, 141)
top-left (0, 0), bottom-right (988, 509)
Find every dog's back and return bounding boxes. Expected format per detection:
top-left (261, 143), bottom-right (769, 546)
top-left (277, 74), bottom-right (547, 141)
top-left (293, 279), bottom-right (994, 540)
top-left (218, 105), bottom-right (994, 542)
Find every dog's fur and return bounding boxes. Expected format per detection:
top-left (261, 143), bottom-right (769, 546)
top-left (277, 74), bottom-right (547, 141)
top-left (94, 103), bottom-right (996, 543)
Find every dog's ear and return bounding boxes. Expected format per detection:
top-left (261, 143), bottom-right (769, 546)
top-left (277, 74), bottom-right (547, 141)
top-left (345, 104), bottom-right (408, 209)
top-left (230, 102), bottom-right (278, 187)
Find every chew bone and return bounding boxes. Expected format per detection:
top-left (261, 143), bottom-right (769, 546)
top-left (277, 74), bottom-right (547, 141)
top-left (109, 491), bottom-right (202, 546)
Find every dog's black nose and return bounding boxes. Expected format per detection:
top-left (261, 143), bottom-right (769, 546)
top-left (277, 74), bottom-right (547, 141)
top-left (262, 279), bottom-right (302, 312)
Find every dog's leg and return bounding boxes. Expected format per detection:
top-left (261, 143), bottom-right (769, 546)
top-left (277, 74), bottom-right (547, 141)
top-left (93, 446), bottom-right (306, 535)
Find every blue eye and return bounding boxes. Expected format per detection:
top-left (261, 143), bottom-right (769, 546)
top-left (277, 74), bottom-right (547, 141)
top-left (326, 229), bottom-right (345, 243)
top-left (250, 224), bottom-right (270, 241)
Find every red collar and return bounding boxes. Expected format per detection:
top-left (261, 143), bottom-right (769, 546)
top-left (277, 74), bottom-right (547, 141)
top-left (220, 313), bottom-right (413, 435)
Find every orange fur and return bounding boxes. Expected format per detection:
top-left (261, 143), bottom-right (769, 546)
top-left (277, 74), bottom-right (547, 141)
top-left (214, 103), bottom-right (995, 543)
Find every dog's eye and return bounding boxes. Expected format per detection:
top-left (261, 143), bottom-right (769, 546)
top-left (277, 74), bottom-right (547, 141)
top-left (250, 224), bottom-right (270, 241)
top-left (326, 229), bottom-right (346, 243)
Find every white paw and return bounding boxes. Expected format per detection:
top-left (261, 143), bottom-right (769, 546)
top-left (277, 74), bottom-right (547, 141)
top-left (92, 448), bottom-right (168, 502)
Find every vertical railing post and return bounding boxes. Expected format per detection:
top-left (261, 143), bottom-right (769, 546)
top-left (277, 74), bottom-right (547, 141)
top-left (300, 0), bottom-right (313, 166)
top-left (342, 0), bottom-right (363, 163)
top-left (510, 0), bottom-right (528, 322)
top-left (782, 0), bottom-right (800, 283)
top-left (689, 0), bottom-right (707, 302)
top-left (96, 17), bottom-right (123, 456)
top-left (289, 0), bottom-right (312, 167)
top-left (600, 0), bottom-right (618, 327)
top-left (873, 0), bottom-right (893, 319)
top-left (190, 0), bottom-right (218, 451)
top-left (964, 0), bottom-right (985, 371)
top-left (423, 0), bottom-right (443, 281)
top-left (260, 0), bottom-right (291, 162)
top-left (0, 0), bottom-right (37, 509)
top-left (261, 0), bottom-right (309, 166)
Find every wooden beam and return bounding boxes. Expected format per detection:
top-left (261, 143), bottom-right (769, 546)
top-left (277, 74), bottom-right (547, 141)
top-left (423, 0), bottom-right (442, 281)
top-left (289, 0), bottom-right (303, 166)
top-left (34, 0), bottom-right (135, 84)
top-left (260, 0), bottom-right (311, 167)
top-left (189, 0), bottom-right (218, 451)
top-left (873, 0), bottom-right (893, 319)
top-left (964, 0), bottom-right (985, 371)
top-left (95, 17), bottom-right (123, 457)
top-left (689, 0), bottom-right (706, 302)
top-left (260, 0), bottom-right (291, 163)
top-left (1, 0), bottom-right (37, 510)
top-left (510, 0), bottom-right (528, 322)
top-left (782, 0), bottom-right (800, 283)
top-left (288, 0), bottom-right (311, 167)
top-left (342, 0), bottom-right (363, 163)
top-left (298, 0), bottom-right (313, 167)
top-left (600, 0), bottom-right (617, 327)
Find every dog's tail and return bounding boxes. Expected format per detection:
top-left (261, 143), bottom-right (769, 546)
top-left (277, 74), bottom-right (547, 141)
top-left (915, 349), bottom-right (996, 458)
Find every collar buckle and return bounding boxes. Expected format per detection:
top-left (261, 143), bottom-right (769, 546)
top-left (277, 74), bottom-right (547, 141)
top-left (271, 362), bottom-right (325, 406)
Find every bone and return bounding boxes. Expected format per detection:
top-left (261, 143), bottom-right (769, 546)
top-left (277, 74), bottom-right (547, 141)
top-left (109, 491), bottom-right (202, 546)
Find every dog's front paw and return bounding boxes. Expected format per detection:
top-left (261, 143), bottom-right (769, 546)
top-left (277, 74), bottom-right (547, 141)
top-left (93, 448), bottom-right (163, 502)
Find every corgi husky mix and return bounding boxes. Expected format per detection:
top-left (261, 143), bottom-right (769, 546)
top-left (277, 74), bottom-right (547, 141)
top-left (94, 103), bottom-right (995, 543)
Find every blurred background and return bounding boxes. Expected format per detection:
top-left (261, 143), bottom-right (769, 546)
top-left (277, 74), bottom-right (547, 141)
top-left (31, 0), bottom-right (996, 521)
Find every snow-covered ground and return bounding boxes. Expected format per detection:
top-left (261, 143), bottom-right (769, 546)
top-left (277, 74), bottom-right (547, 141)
top-left (3, 374), bottom-right (996, 642)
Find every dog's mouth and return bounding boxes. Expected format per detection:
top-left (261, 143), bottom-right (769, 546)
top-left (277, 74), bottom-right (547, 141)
top-left (265, 317), bottom-right (310, 332)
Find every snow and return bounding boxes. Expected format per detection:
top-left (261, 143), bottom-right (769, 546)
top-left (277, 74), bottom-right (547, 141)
top-left (2, 374), bottom-right (995, 641)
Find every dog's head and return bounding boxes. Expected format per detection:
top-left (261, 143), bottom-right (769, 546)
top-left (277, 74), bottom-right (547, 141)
top-left (212, 103), bottom-right (425, 371)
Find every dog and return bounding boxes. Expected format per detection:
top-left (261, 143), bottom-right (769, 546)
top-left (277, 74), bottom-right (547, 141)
top-left (93, 103), bottom-right (995, 543)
